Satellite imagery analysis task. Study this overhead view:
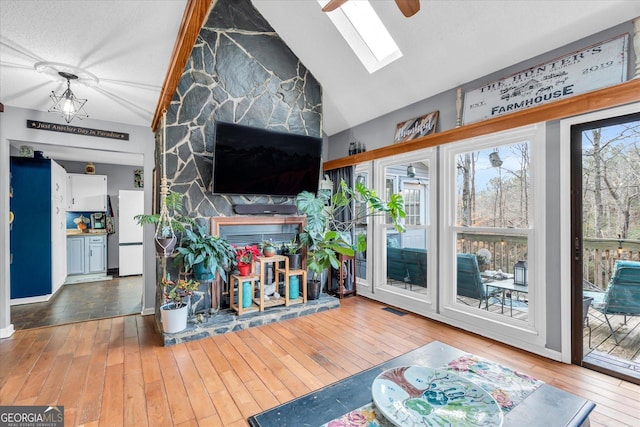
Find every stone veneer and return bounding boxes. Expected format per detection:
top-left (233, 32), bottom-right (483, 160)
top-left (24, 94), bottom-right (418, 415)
top-left (156, 0), bottom-right (324, 320)
top-left (163, 294), bottom-right (339, 346)
top-left (164, 0), bottom-right (322, 223)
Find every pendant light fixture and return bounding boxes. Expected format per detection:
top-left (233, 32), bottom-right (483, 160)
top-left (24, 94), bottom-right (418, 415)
top-left (48, 71), bottom-right (88, 123)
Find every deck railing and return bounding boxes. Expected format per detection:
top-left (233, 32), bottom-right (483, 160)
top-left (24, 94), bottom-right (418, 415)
top-left (583, 238), bottom-right (640, 289)
top-left (457, 233), bottom-right (640, 289)
top-left (457, 233), bottom-right (528, 275)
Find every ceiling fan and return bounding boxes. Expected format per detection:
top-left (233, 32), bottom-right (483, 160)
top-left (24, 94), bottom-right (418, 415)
top-left (322, 0), bottom-right (420, 18)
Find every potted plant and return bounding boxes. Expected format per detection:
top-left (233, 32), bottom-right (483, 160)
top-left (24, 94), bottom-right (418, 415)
top-left (476, 248), bottom-right (492, 272)
top-left (296, 179), bottom-right (406, 299)
top-left (284, 237), bottom-right (302, 269)
top-left (159, 274), bottom-right (199, 333)
top-left (135, 191), bottom-right (194, 256)
top-left (261, 239), bottom-right (277, 257)
top-left (174, 225), bottom-right (237, 282)
top-left (234, 244), bottom-right (262, 276)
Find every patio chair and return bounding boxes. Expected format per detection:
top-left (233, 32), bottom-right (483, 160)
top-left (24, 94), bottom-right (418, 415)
top-left (591, 260), bottom-right (640, 344)
top-left (457, 253), bottom-right (486, 308)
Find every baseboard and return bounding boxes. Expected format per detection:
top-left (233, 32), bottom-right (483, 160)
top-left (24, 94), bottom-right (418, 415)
top-left (10, 294), bottom-right (51, 306)
top-left (0, 324), bottom-right (15, 338)
top-left (141, 307), bottom-right (155, 316)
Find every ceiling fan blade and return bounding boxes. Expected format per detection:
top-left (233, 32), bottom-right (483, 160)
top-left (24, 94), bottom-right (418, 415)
top-left (394, 0), bottom-right (420, 17)
top-left (322, 0), bottom-right (348, 12)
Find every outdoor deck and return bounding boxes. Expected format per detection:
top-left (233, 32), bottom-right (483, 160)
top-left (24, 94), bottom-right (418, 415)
top-left (388, 281), bottom-right (640, 381)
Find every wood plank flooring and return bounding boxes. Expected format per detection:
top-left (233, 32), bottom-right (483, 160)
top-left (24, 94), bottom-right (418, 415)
top-left (1, 296), bottom-right (639, 426)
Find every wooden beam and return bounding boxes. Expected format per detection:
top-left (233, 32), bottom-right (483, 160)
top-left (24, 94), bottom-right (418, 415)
top-left (151, 0), bottom-right (213, 132)
top-left (324, 78), bottom-right (640, 171)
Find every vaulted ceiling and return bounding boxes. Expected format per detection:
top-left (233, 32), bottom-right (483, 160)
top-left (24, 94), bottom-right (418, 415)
top-left (2, 0), bottom-right (640, 137)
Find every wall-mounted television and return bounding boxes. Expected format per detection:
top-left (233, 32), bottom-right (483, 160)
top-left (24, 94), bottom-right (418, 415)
top-left (212, 122), bottom-right (323, 197)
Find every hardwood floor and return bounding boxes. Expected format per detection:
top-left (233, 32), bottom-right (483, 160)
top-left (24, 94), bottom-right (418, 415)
top-left (9, 276), bottom-right (143, 330)
top-left (1, 296), bottom-right (639, 426)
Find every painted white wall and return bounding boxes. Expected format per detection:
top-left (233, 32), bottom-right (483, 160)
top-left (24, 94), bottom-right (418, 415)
top-left (0, 106), bottom-right (157, 337)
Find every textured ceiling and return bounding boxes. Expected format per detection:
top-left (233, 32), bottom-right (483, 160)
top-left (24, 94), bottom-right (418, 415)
top-left (2, 0), bottom-right (640, 138)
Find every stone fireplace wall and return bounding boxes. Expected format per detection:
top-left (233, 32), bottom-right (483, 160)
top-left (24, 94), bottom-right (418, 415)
top-left (159, 0), bottom-right (322, 314)
top-left (164, 0), bottom-right (322, 225)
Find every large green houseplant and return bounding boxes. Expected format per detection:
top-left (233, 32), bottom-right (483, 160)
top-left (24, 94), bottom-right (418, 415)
top-left (296, 179), bottom-right (406, 299)
top-left (174, 225), bottom-right (236, 282)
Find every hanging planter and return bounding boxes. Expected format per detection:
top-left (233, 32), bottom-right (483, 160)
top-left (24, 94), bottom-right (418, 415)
top-left (155, 236), bottom-right (177, 257)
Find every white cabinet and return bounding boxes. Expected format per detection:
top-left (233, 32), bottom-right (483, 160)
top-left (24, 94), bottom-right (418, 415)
top-left (67, 236), bottom-right (86, 275)
top-left (87, 235), bottom-right (106, 273)
top-left (51, 161), bottom-right (68, 293)
top-left (67, 174), bottom-right (107, 211)
top-left (67, 234), bottom-right (107, 275)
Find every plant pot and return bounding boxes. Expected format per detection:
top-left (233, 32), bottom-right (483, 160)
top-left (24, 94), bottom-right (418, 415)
top-left (307, 279), bottom-right (321, 300)
top-left (263, 245), bottom-right (276, 257)
top-left (289, 275), bottom-right (300, 299)
top-left (287, 253), bottom-right (301, 270)
top-left (238, 263), bottom-right (251, 276)
top-left (155, 236), bottom-right (177, 257)
top-left (193, 261), bottom-right (214, 281)
top-left (242, 281), bottom-right (253, 308)
top-left (160, 302), bottom-right (188, 333)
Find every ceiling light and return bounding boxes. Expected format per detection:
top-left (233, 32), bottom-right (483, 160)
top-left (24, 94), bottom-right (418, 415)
top-left (49, 72), bottom-right (88, 123)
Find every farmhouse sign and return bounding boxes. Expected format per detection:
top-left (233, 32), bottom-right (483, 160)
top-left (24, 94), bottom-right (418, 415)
top-left (462, 34), bottom-right (628, 125)
top-left (27, 120), bottom-right (130, 140)
top-left (394, 111), bottom-right (439, 143)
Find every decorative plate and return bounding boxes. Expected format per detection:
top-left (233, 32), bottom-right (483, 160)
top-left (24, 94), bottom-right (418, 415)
top-left (372, 365), bottom-right (503, 427)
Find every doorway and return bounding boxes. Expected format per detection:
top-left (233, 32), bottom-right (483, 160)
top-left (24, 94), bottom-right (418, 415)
top-left (8, 152), bottom-right (145, 331)
top-left (570, 111), bottom-right (640, 384)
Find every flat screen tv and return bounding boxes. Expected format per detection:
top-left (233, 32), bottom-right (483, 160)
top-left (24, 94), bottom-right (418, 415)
top-left (212, 122), bottom-right (323, 196)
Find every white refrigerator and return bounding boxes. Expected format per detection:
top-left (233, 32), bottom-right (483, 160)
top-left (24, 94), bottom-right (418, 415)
top-left (118, 190), bottom-right (144, 276)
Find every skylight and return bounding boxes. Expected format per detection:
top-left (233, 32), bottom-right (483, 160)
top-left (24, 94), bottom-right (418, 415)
top-left (318, 0), bottom-right (402, 73)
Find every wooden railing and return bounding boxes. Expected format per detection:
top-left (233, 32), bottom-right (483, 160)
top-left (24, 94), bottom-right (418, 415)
top-left (457, 233), bottom-right (640, 289)
top-left (583, 238), bottom-right (640, 289)
top-left (457, 233), bottom-right (528, 274)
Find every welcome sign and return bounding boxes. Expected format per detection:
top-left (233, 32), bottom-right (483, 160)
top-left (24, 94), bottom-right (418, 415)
top-left (462, 34), bottom-right (628, 125)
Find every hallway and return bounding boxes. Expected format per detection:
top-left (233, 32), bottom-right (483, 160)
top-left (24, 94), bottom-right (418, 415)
top-left (9, 276), bottom-right (142, 330)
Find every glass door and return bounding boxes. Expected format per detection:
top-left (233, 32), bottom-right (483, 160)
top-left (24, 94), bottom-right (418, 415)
top-left (571, 111), bottom-right (640, 383)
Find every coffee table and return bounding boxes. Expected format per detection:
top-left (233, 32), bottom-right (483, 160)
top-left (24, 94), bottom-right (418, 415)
top-left (248, 341), bottom-right (594, 427)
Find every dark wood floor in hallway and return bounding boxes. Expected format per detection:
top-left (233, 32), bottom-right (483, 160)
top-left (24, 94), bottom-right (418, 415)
top-left (9, 276), bottom-right (142, 330)
top-left (1, 297), bottom-right (638, 426)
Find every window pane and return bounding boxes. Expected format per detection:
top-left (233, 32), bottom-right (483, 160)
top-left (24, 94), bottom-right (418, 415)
top-left (455, 231), bottom-right (529, 322)
top-left (385, 161), bottom-right (430, 297)
top-left (455, 143), bottom-right (530, 228)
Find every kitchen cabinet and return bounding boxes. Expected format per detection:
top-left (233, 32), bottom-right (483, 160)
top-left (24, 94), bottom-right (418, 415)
top-left (10, 157), bottom-right (67, 300)
top-left (67, 236), bottom-right (85, 275)
top-left (87, 235), bottom-right (106, 273)
top-left (67, 173), bottom-right (107, 211)
top-left (67, 234), bottom-right (107, 275)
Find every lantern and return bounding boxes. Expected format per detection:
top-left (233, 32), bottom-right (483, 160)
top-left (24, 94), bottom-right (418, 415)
top-left (514, 260), bottom-right (528, 286)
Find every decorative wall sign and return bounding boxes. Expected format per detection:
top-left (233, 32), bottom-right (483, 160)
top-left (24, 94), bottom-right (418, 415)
top-left (462, 34), bottom-right (628, 125)
top-left (394, 110), bottom-right (439, 143)
top-left (27, 120), bottom-right (129, 140)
